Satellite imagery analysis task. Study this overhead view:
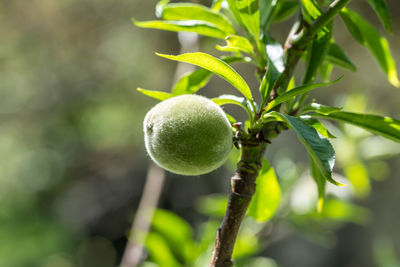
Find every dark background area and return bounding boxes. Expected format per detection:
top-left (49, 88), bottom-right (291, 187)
top-left (1, 0), bottom-right (400, 266)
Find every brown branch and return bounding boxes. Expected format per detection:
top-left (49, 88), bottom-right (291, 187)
top-left (209, 137), bottom-right (267, 267)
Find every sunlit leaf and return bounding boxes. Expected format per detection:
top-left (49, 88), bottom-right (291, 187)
top-left (248, 159), bottom-right (281, 222)
top-left (133, 19), bottom-right (227, 39)
top-left (344, 160), bottom-right (370, 198)
top-left (152, 209), bottom-right (194, 262)
top-left (216, 35), bottom-right (254, 55)
top-left (195, 194), bottom-right (228, 217)
top-left (137, 88), bottom-right (173, 101)
top-left (159, 3), bottom-right (235, 34)
top-left (309, 155), bottom-right (326, 212)
top-left (265, 77), bottom-right (342, 111)
top-left (321, 198), bottom-right (369, 224)
top-left (236, 0), bottom-right (260, 38)
top-left (172, 56), bottom-right (249, 95)
top-left (271, 112), bottom-right (343, 186)
top-left (366, 0), bottom-right (392, 34)
top-left (157, 52), bottom-right (253, 100)
top-left (146, 232), bottom-right (182, 267)
top-left (312, 111), bottom-right (400, 143)
top-left (340, 8), bottom-right (400, 87)
top-left (300, 0), bottom-right (321, 22)
top-left (326, 42), bottom-right (357, 71)
top-left (212, 0), bottom-right (224, 12)
top-left (300, 115), bottom-right (336, 138)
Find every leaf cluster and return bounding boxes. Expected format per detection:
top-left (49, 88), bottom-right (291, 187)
top-left (136, 0), bottom-right (400, 218)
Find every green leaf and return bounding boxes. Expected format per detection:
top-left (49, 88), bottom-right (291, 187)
top-left (159, 3), bottom-right (235, 34)
top-left (172, 69), bottom-right (212, 95)
top-left (309, 155), bottom-right (326, 213)
top-left (248, 159), bottom-right (281, 222)
top-left (216, 35), bottom-right (255, 55)
top-left (137, 88), bottom-right (173, 101)
top-left (260, 36), bottom-right (284, 106)
top-left (260, 0), bottom-right (279, 30)
top-left (303, 25), bottom-right (332, 84)
top-left (300, 115), bottom-right (336, 138)
top-left (301, 102), bottom-right (342, 115)
top-left (265, 76), bottom-right (342, 111)
top-left (344, 160), bottom-right (370, 198)
top-left (157, 52), bottom-right (253, 100)
top-left (319, 63), bottom-right (334, 82)
top-left (171, 56), bottom-right (249, 95)
top-left (152, 209), bottom-right (194, 262)
top-left (226, 0), bottom-right (245, 27)
top-left (272, 1), bottom-right (299, 23)
top-left (326, 42), bottom-right (357, 71)
top-left (146, 232), bottom-right (182, 267)
top-left (300, 0), bottom-right (322, 22)
top-left (271, 112), bottom-right (343, 186)
top-left (212, 0), bottom-right (224, 12)
top-left (133, 19), bottom-right (227, 39)
top-left (366, 0), bottom-right (392, 34)
top-left (212, 94), bottom-right (253, 117)
top-left (312, 111), bottom-right (400, 143)
top-left (236, 0), bottom-right (260, 38)
top-left (321, 198), bottom-right (369, 224)
top-left (195, 194), bottom-right (228, 217)
top-left (340, 8), bottom-right (400, 87)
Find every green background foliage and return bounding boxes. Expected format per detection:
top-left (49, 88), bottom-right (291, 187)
top-left (1, 0), bottom-right (400, 266)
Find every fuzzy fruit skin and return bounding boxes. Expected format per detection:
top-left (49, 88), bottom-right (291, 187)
top-left (144, 94), bottom-right (233, 175)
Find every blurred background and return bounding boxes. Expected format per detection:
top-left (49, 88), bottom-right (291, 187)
top-left (1, 0), bottom-right (400, 266)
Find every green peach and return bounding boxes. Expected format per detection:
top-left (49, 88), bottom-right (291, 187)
top-left (143, 94), bottom-right (233, 175)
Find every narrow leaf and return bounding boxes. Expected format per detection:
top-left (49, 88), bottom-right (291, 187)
top-left (301, 102), bottom-right (342, 115)
top-left (265, 76), bottom-right (342, 111)
top-left (300, 115), bottom-right (336, 138)
top-left (216, 35), bottom-right (255, 55)
top-left (226, 0), bottom-right (245, 27)
top-left (300, 0), bottom-right (322, 22)
top-left (260, 36), bottom-right (284, 105)
top-left (137, 88), bottom-right (173, 101)
top-left (160, 3), bottom-right (235, 34)
top-left (313, 111), bottom-right (400, 143)
top-left (319, 63), bottom-right (334, 82)
top-left (366, 0), bottom-right (392, 34)
top-left (212, 94), bottom-right (253, 116)
top-left (133, 19), bottom-right (226, 39)
top-left (157, 52), bottom-right (253, 100)
top-left (260, 0), bottom-right (279, 30)
top-left (309, 155), bottom-right (326, 212)
top-left (272, 1), bottom-right (299, 23)
top-left (248, 159), bottom-right (281, 222)
top-left (340, 8), bottom-right (400, 87)
top-left (172, 56), bottom-right (249, 95)
top-left (303, 25), bottom-right (332, 84)
top-left (326, 43), bottom-right (357, 71)
top-left (236, 0), bottom-right (260, 38)
top-left (172, 69), bottom-right (212, 95)
top-left (271, 112), bottom-right (343, 186)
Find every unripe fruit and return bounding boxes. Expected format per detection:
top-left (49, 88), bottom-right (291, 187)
top-left (144, 94), bottom-right (233, 175)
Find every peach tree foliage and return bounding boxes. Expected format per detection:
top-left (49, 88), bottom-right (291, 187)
top-left (136, 0), bottom-right (400, 266)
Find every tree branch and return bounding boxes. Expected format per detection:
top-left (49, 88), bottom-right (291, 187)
top-left (209, 136), bottom-right (268, 267)
top-left (209, 0), bottom-right (352, 266)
